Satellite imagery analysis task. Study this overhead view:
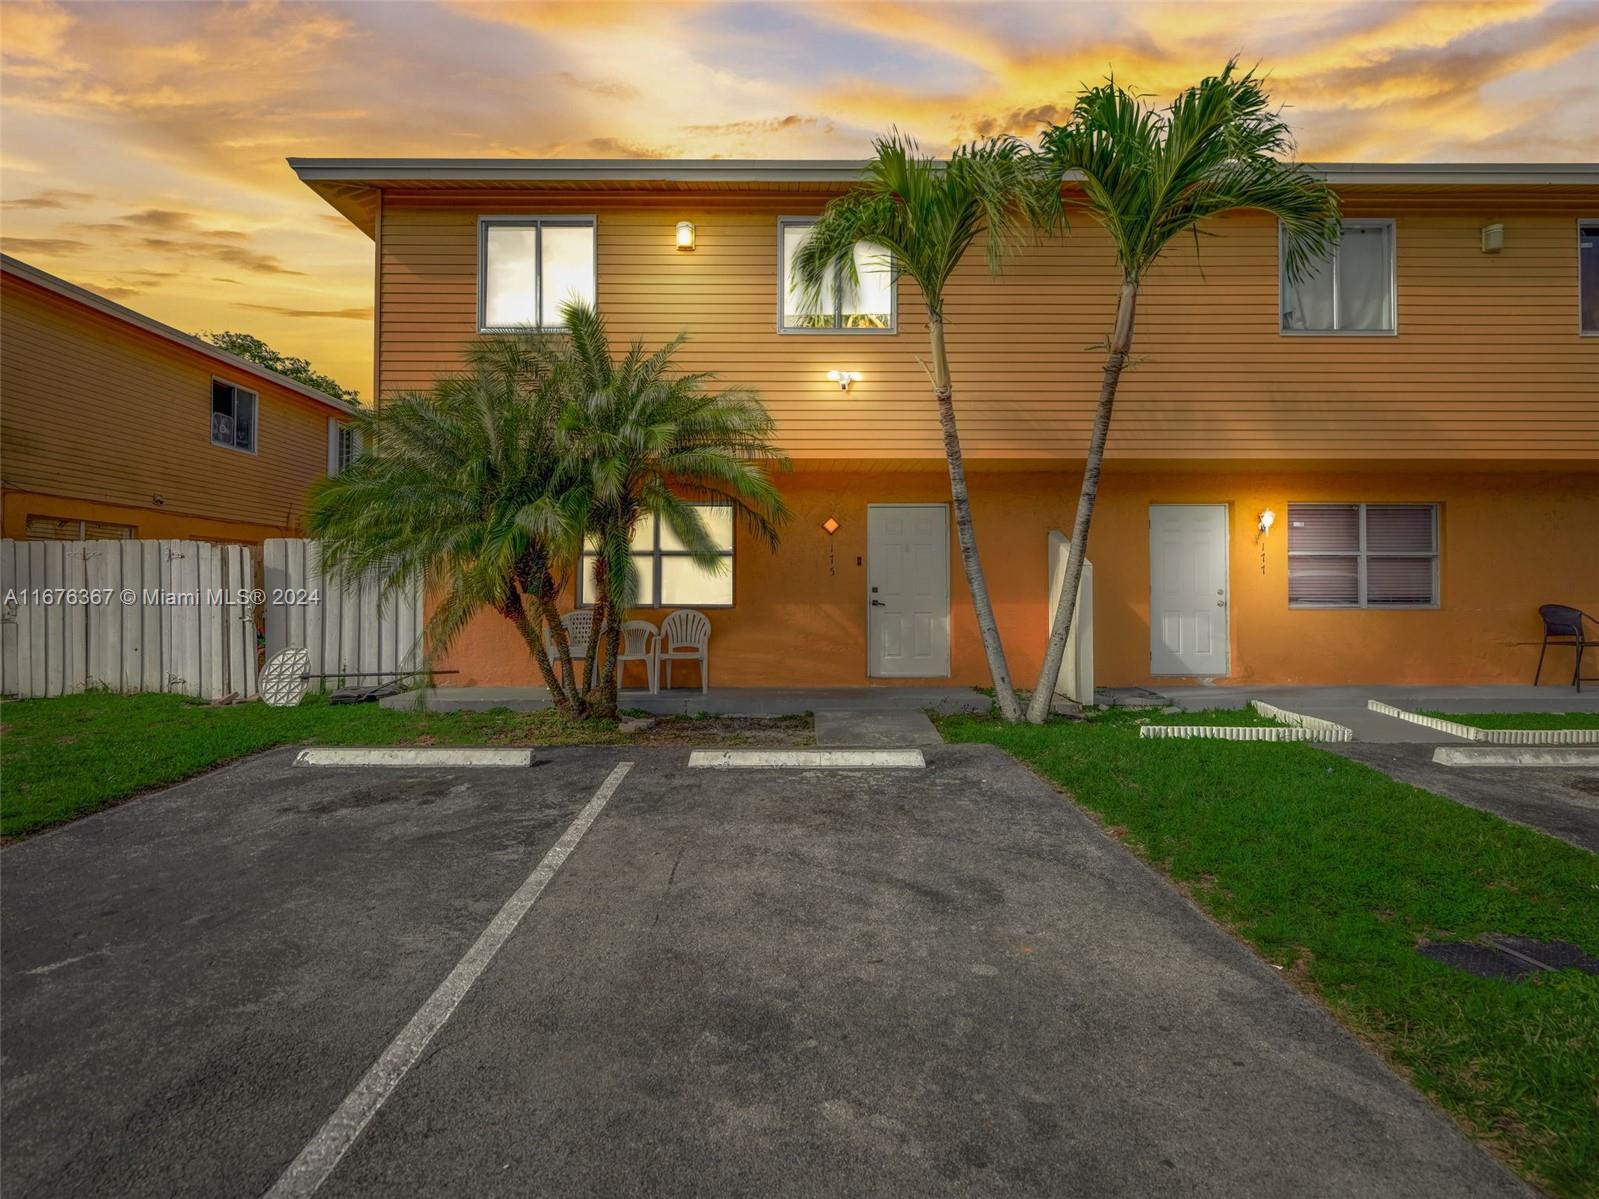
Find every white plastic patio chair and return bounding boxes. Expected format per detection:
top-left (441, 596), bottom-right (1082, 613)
top-left (658, 609), bottom-right (711, 693)
top-left (618, 620), bottom-right (659, 694)
top-left (544, 610), bottom-right (597, 667)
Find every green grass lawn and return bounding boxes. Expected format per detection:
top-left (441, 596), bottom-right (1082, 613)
top-left (0, 691), bottom-right (634, 838)
top-left (1420, 710), bottom-right (1599, 731)
top-left (1136, 706), bottom-right (1284, 727)
top-left (940, 708), bottom-right (1599, 1198)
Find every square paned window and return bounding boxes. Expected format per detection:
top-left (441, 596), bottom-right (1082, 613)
top-left (480, 217), bottom-right (597, 332)
top-left (1287, 503), bottom-right (1438, 608)
top-left (578, 505), bottom-right (734, 608)
top-left (779, 218), bottom-right (894, 332)
top-left (211, 379), bottom-right (257, 452)
top-left (1281, 220), bottom-right (1395, 333)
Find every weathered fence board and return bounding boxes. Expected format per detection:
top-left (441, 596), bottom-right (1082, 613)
top-left (0, 538), bottom-right (258, 700)
top-left (262, 539), bottom-right (422, 689)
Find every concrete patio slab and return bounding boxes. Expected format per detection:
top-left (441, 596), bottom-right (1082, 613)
top-left (380, 685), bottom-right (991, 718)
top-left (814, 708), bottom-right (943, 747)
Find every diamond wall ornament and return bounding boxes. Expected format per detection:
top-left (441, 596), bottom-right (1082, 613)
top-left (821, 517), bottom-right (840, 535)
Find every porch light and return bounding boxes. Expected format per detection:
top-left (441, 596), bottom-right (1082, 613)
top-left (1480, 222), bottom-right (1504, 253)
top-left (675, 220), bottom-right (696, 251)
top-left (1258, 508), bottom-right (1276, 535)
top-left (826, 370), bottom-right (860, 391)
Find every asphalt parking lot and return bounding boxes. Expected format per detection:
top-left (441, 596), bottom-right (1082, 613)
top-left (2, 745), bottom-right (1526, 1198)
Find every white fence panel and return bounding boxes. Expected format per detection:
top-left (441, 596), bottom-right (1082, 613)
top-left (262, 539), bottom-right (423, 690)
top-left (1046, 531), bottom-right (1094, 705)
top-left (0, 538), bottom-right (258, 700)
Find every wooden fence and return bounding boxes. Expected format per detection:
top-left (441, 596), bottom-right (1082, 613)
top-left (262, 539), bottom-right (422, 689)
top-left (1, 539), bottom-right (258, 700)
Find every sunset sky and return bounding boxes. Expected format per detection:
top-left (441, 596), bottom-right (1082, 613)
top-left (3, 0), bottom-right (1596, 397)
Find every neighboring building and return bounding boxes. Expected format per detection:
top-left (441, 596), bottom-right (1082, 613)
top-left (293, 159), bottom-right (1599, 689)
top-left (0, 255), bottom-right (357, 545)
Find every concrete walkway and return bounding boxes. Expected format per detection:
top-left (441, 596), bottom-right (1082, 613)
top-left (813, 708), bottom-right (943, 747)
top-left (1160, 685), bottom-right (1599, 743)
top-left (381, 685), bottom-right (990, 718)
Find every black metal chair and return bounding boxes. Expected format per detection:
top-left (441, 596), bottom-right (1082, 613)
top-left (1534, 605), bottom-right (1598, 692)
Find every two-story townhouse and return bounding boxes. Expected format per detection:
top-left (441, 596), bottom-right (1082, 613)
top-left (0, 255), bottom-right (358, 546)
top-left (293, 159), bottom-right (1598, 690)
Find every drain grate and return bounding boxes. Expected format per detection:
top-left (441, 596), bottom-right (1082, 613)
top-left (1419, 936), bottom-right (1599, 980)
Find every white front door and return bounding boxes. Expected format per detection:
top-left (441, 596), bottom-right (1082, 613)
top-left (867, 504), bottom-right (950, 677)
top-left (1149, 504), bottom-right (1229, 676)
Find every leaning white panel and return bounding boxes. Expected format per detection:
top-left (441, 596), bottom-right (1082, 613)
top-left (295, 747), bottom-right (534, 768)
top-left (689, 749), bottom-right (925, 769)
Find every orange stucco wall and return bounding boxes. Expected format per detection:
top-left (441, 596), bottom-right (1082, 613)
top-left (435, 464), bottom-right (1598, 690)
top-left (0, 489), bottom-right (298, 545)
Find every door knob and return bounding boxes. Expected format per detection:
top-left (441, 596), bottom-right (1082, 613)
top-left (871, 599), bottom-right (886, 607)
top-left (1217, 598), bottom-right (1227, 607)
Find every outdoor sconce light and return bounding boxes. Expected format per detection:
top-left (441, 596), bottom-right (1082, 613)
top-left (826, 370), bottom-right (860, 391)
top-left (675, 220), bottom-right (696, 251)
top-left (1257, 508), bottom-right (1276, 535)
top-left (1480, 223), bottom-right (1504, 254)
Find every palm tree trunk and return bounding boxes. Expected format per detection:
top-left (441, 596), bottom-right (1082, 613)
top-left (582, 558), bottom-right (608, 700)
top-left (534, 573), bottom-right (584, 715)
top-left (500, 587), bottom-right (575, 718)
top-left (928, 311), bottom-right (1023, 723)
top-left (1026, 279), bottom-right (1139, 723)
top-left (592, 617), bottom-right (624, 719)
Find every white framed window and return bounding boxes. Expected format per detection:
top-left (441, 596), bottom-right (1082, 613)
top-left (25, 515), bottom-right (135, 541)
top-left (211, 379), bottom-right (257, 453)
top-left (577, 505), bottom-right (734, 609)
top-left (1580, 219), bottom-right (1598, 335)
top-left (478, 216), bottom-right (597, 332)
top-left (327, 419), bottom-right (359, 474)
top-left (1280, 219), bottom-right (1395, 334)
top-left (778, 217), bottom-right (895, 333)
top-left (1287, 503), bottom-right (1438, 608)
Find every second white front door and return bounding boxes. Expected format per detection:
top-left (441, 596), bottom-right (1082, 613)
top-left (1149, 503), bottom-right (1230, 676)
top-left (867, 504), bottom-right (950, 677)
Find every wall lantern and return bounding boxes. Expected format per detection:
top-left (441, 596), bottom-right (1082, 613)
top-left (1480, 223), bottom-right (1504, 254)
top-left (1257, 508), bottom-right (1276, 535)
top-left (826, 370), bottom-right (861, 391)
top-left (675, 220), bottom-right (696, 251)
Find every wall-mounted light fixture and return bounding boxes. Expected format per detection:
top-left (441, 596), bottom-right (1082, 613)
top-left (675, 220), bottom-right (696, 251)
top-left (1480, 222), bottom-right (1504, 254)
top-left (1257, 508), bottom-right (1276, 535)
top-left (826, 370), bottom-right (861, 391)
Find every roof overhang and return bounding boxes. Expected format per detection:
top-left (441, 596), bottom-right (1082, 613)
top-left (0, 253), bottom-right (359, 414)
top-left (290, 157), bottom-right (1599, 238)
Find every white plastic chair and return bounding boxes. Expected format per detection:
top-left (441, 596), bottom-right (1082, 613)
top-left (544, 610), bottom-right (597, 667)
top-left (618, 620), bottom-right (659, 694)
top-left (658, 609), bottom-right (710, 693)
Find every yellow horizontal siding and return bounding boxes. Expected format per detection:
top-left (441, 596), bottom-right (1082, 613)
top-left (376, 189), bottom-right (1599, 461)
top-left (0, 276), bottom-right (339, 532)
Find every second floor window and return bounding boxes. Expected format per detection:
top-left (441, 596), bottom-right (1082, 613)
top-left (479, 217), bottom-right (596, 332)
top-left (211, 379), bottom-right (257, 452)
top-left (779, 218), bottom-right (894, 332)
top-left (1281, 219), bottom-right (1395, 334)
top-left (1581, 220), bottom-right (1598, 334)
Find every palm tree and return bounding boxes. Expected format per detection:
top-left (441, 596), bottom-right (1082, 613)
top-left (305, 335), bottom-right (593, 717)
top-left (551, 303), bottom-right (791, 718)
top-left (1024, 60), bottom-right (1340, 723)
top-left (792, 134), bottom-right (1055, 723)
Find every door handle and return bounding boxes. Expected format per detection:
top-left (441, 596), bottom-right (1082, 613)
top-left (871, 599), bottom-right (886, 607)
top-left (1217, 598), bottom-right (1227, 607)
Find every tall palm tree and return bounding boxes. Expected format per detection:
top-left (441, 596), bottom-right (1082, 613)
top-left (792, 134), bottom-right (1056, 723)
top-left (305, 335), bottom-right (593, 716)
top-left (1025, 60), bottom-right (1340, 723)
top-left (552, 303), bottom-right (791, 718)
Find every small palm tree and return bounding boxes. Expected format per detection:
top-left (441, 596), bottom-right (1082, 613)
top-left (305, 335), bottom-right (592, 716)
top-left (1025, 60), bottom-right (1340, 722)
top-left (793, 134), bottom-right (1055, 723)
top-left (552, 303), bottom-right (791, 718)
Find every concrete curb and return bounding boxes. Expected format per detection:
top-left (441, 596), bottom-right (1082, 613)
top-left (1432, 745), bottom-right (1599, 768)
top-left (294, 748), bottom-right (535, 768)
top-left (1139, 724), bottom-right (1337, 742)
top-left (1248, 700), bottom-right (1355, 741)
top-left (1368, 700), bottom-right (1599, 745)
top-left (688, 749), bottom-right (925, 769)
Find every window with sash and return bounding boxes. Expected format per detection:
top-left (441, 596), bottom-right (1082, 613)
top-left (479, 216), bottom-right (597, 332)
top-left (577, 505), bottom-right (734, 609)
top-left (1287, 503), bottom-right (1438, 608)
top-left (1280, 219), bottom-right (1395, 334)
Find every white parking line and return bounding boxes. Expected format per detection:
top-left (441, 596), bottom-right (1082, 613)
top-left (263, 761), bottom-right (633, 1199)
